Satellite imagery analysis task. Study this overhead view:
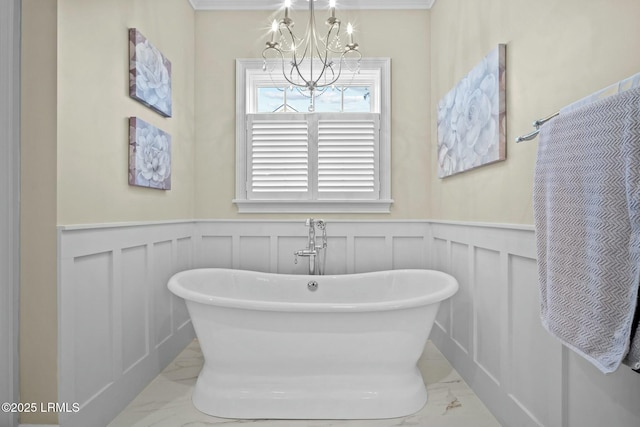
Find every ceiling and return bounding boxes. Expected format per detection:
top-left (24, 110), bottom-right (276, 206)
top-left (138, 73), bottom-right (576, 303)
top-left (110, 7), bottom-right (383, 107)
top-left (188, 0), bottom-right (436, 10)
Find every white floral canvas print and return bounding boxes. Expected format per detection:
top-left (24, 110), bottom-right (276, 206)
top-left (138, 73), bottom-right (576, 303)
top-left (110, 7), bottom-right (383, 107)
top-left (129, 117), bottom-right (171, 190)
top-left (437, 44), bottom-right (506, 178)
top-left (129, 28), bottom-right (172, 117)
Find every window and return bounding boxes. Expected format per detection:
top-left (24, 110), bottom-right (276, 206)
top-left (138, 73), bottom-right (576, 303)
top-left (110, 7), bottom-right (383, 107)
top-left (234, 58), bottom-right (391, 213)
top-left (256, 85), bottom-right (372, 113)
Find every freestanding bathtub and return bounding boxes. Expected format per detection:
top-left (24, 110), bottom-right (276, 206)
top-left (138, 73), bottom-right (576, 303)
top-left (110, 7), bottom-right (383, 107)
top-left (168, 268), bottom-right (458, 420)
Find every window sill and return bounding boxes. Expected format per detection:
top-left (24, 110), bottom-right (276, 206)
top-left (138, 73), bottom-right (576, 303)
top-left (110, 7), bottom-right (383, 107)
top-left (233, 199), bottom-right (394, 214)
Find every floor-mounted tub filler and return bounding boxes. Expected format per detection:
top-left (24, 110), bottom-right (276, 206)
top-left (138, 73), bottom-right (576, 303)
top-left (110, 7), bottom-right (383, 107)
top-left (168, 268), bottom-right (458, 420)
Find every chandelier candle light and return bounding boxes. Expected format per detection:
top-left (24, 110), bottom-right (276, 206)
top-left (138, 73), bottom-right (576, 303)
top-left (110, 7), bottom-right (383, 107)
top-left (263, 0), bottom-right (362, 112)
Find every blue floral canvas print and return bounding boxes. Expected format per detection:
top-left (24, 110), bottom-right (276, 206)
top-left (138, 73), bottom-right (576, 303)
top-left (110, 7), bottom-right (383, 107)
top-left (129, 117), bottom-right (171, 190)
top-left (437, 44), bottom-right (506, 178)
top-left (129, 28), bottom-right (172, 117)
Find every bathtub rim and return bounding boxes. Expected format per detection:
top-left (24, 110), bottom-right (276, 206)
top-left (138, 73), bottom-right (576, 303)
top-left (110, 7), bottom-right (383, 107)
top-left (168, 268), bottom-right (458, 313)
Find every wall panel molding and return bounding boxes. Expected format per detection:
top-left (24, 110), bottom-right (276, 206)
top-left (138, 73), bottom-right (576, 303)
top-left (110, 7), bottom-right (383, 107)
top-left (57, 219), bottom-right (432, 426)
top-left (58, 222), bottom-right (197, 427)
top-left (196, 220), bottom-right (431, 274)
top-left (57, 219), bottom-right (640, 427)
top-left (428, 221), bottom-right (640, 427)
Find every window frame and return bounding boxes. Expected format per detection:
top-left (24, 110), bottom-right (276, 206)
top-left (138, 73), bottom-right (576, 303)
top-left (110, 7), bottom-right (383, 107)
top-left (234, 58), bottom-right (392, 213)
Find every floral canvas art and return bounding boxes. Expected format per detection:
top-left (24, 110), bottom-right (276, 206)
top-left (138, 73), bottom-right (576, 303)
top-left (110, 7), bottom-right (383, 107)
top-left (129, 117), bottom-right (171, 190)
top-left (437, 44), bottom-right (506, 178)
top-left (129, 28), bottom-right (172, 117)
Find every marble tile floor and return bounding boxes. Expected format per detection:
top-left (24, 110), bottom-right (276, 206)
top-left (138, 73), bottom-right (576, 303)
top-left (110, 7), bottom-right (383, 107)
top-left (108, 340), bottom-right (501, 427)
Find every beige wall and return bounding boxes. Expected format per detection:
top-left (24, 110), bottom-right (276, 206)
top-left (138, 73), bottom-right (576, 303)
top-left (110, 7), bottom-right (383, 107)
top-left (20, 0), bottom-right (195, 423)
top-left (20, 1), bottom-right (58, 424)
top-left (19, 0), bottom-right (640, 423)
top-left (57, 0), bottom-right (196, 225)
top-left (429, 0), bottom-right (640, 224)
top-left (194, 9), bottom-right (432, 219)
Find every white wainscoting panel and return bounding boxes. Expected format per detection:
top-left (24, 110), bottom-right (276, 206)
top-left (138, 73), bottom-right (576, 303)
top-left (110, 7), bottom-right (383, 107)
top-left (121, 245), bottom-right (148, 375)
top-left (196, 220), bottom-right (431, 275)
top-left (324, 236), bottom-right (348, 274)
top-left (449, 242), bottom-right (471, 355)
top-left (200, 236), bottom-right (233, 268)
top-left (57, 219), bottom-right (432, 426)
top-left (58, 222), bottom-right (197, 427)
top-left (392, 236), bottom-right (426, 270)
top-left (428, 221), bottom-right (640, 427)
top-left (56, 219), bottom-right (640, 427)
top-left (239, 236), bottom-right (271, 272)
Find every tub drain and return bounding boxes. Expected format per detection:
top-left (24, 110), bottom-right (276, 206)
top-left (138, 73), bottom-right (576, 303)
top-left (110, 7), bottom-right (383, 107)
top-left (307, 280), bottom-right (318, 291)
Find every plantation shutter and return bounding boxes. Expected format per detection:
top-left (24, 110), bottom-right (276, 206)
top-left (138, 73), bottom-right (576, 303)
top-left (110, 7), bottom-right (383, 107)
top-left (245, 113), bottom-right (379, 201)
top-left (317, 114), bottom-right (380, 199)
top-left (246, 114), bottom-right (310, 200)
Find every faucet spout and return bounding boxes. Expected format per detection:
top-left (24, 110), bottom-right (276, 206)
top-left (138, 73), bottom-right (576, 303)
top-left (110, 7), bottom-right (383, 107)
top-left (294, 249), bottom-right (317, 257)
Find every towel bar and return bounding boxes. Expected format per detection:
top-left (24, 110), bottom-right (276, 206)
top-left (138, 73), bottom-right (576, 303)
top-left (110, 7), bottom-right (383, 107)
top-left (515, 112), bottom-right (559, 143)
top-left (515, 72), bottom-right (640, 143)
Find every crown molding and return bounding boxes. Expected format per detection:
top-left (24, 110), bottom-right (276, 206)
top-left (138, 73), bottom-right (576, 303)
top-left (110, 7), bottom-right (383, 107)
top-left (188, 0), bottom-right (436, 11)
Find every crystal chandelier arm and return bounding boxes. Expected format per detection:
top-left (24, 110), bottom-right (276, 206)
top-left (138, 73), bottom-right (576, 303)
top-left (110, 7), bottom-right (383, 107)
top-left (262, 45), bottom-right (308, 89)
top-left (261, 0), bottom-right (363, 93)
top-left (308, 22), bottom-right (344, 88)
top-left (282, 15), bottom-right (315, 88)
top-left (306, 12), bottom-right (340, 88)
top-left (312, 24), bottom-right (363, 90)
top-left (279, 24), bottom-right (298, 54)
top-left (263, 19), bottom-right (312, 90)
top-left (313, 60), bottom-right (341, 89)
top-left (321, 21), bottom-right (345, 55)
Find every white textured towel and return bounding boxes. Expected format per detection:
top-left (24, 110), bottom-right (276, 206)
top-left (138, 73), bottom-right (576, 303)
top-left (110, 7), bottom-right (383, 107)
top-left (534, 87), bottom-right (640, 373)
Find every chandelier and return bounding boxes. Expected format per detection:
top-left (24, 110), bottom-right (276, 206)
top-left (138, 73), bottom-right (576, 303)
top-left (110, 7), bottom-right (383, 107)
top-left (263, 0), bottom-right (362, 112)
